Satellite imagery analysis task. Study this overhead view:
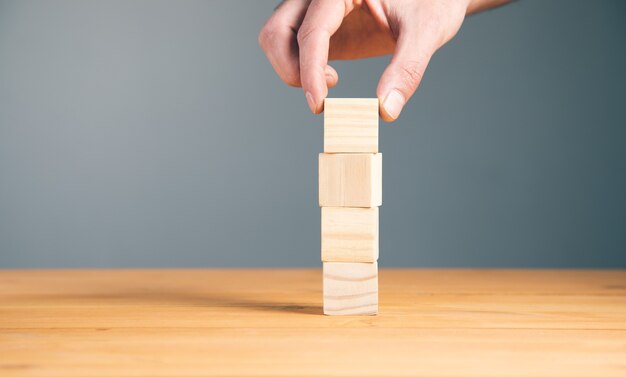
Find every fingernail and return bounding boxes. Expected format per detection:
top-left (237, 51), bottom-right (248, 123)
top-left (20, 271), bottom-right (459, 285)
top-left (305, 91), bottom-right (316, 113)
top-left (382, 90), bottom-right (405, 120)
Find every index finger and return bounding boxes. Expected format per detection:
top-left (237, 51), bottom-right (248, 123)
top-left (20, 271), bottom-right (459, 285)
top-left (297, 0), bottom-right (352, 113)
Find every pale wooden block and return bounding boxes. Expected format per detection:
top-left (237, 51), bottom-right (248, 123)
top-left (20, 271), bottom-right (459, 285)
top-left (321, 207), bottom-right (378, 263)
top-left (324, 98), bottom-right (379, 153)
top-left (323, 262), bottom-right (378, 315)
top-left (318, 153), bottom-right (382, 207)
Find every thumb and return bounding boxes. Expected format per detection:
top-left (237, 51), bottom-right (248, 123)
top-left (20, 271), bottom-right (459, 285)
top-left (377, 22), bottom-right (438, 122)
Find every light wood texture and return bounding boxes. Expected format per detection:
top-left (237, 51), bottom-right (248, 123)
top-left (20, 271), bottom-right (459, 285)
top-left (323, 262), bottom-right (378, 315)
top-left (324, 98), bottom-right (379, 153)
top-left (319, 153), bottom-right (382, 207)
top-left (321, 207), bottom-right (378, 262)
top-left (1, 269), bottom-right (625, 376)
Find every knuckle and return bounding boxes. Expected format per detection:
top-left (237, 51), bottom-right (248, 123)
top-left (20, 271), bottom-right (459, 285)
top-left (258, 21), bottom-right (281, 49)
top-left (297, 25), bottom-right (324, 46)
top-left (258, 27), bottom-right (271, 49)
top-left (398, 61), bottom-right (424, 90)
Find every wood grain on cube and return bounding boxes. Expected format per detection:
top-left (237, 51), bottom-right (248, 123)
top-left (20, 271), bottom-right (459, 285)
top-left (323, 262), bottom-right (378, 315)
top-left (322, 207), bottom-right (378, 262)
top-left (324, 98), bottom-right (378, 153)
top-left (319, 153), bottom-right (382, 207)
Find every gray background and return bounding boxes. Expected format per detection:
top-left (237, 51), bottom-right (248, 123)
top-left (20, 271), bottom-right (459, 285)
top-left (1, 0), bottom-right (625, 268)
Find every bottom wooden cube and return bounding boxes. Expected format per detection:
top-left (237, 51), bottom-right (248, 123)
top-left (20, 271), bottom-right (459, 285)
top-left (323, 262), bottom-right (378, 316)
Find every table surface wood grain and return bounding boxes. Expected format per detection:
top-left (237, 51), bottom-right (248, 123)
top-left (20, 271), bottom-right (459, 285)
top-left (1, 269), bottom-right (625, 377)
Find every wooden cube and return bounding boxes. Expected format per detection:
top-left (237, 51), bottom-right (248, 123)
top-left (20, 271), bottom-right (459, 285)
top-left (321, 207), bottom-right (378, 262)
top-left (323, 262), bottom-right (378, 315)
top-left (324, 98), bottom-right (378, 153)
top-left (319, 153), bottom-right (382, 207)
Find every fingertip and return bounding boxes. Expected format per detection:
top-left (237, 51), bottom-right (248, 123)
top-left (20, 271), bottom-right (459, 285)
top-left (325, 75), bottom-right (338, 88)
top-left (324, 65), bottom-right (339, 88)
top-left (303, 74), bottom-right (327, 114)
top-left (300, 59), bottom-right (331, 113)
top-left (379, 89), bottom-right (405, 122)
top-left (305, 91), bottom-right (316, 113)
top-left (379, 108), bottom-right (396, 123)
top-left (305, 91), bottom-right (324, 114)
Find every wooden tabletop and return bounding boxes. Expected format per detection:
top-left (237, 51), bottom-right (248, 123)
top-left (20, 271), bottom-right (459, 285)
top-left (1, 269), bottom-right (625, 377)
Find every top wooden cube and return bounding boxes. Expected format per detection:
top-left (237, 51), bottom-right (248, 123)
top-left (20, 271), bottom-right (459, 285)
top-left (324, 98), bottom-right (379, 153)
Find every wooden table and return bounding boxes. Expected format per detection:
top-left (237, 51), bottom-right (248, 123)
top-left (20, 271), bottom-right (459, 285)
top-left (1, 269), bottom-right (625, 377)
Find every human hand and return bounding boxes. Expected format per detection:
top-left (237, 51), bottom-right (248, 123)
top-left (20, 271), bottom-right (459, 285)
top-left (259, 0), bottom-right (508, 121)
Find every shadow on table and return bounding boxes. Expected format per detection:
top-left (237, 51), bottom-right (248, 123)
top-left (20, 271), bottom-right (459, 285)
top-left (57, 290), bottom-right (323, 316)
top-left (198, 293), bottom-right (322, 316)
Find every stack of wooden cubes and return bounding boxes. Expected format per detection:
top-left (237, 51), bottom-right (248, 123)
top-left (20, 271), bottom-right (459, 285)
top-left (320, 98), bottom-right (381, 316)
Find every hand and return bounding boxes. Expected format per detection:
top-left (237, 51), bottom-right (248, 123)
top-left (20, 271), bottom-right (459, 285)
top-left (259, 0), bottom-right (508, 121)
